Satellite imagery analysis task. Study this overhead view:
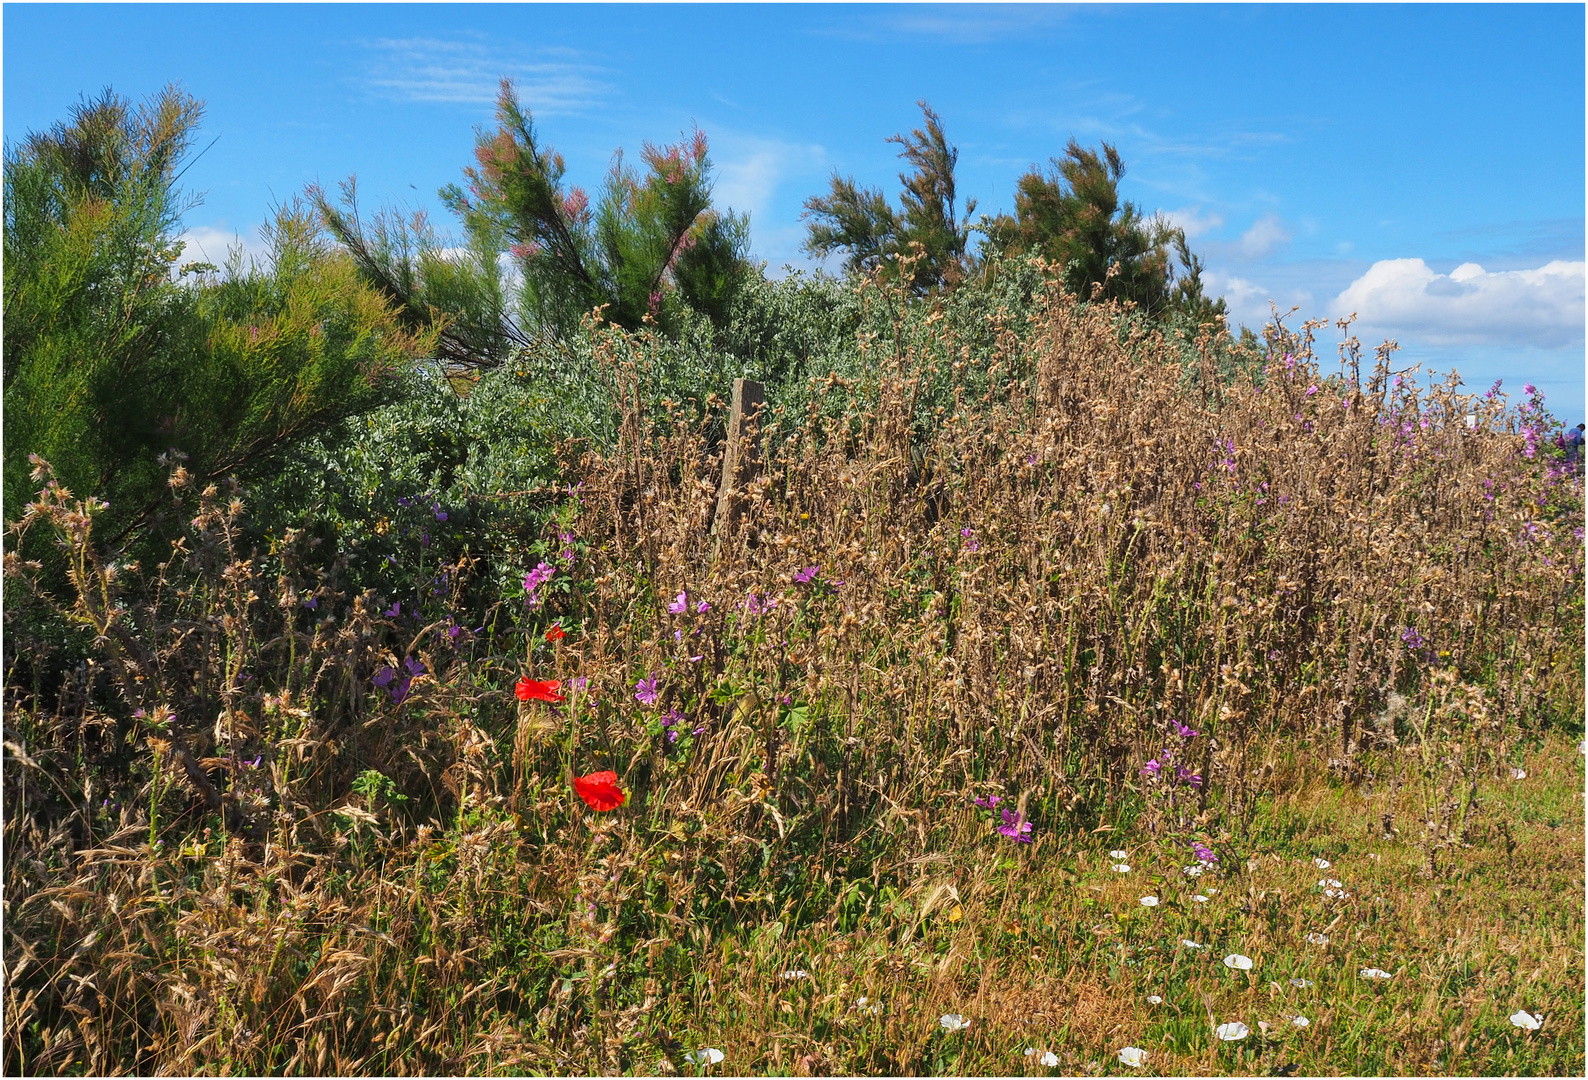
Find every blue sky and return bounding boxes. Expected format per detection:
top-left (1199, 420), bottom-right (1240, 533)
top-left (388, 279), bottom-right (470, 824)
top-left (6, 2), bottom-right (1584, 415)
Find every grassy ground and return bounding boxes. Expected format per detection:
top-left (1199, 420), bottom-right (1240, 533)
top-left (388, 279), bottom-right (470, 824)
top-left (627, 730), bottom-right (1584, 1077)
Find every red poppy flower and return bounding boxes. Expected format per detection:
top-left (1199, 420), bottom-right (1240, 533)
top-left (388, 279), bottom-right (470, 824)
top-left (546, 624), bottom-right (567, 642)
top-left (572, 770), bottom-right (626, 812)
top-left (516, 678), bottom-right (564, 703)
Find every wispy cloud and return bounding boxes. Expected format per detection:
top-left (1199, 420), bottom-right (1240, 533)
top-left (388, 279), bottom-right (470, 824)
top-left (1333, 258), bottom-right (1585, 349)
top-left (815, 4), bottom-right (1078, 45)
top-left (1164, 206), bottom-right (1225, 240)
top-left (361, 35), bottom-right (612, 113)
top-left (1238, 213), bottom-right (1291, 258)
top-left (710, 134), bottom-right (827, 221)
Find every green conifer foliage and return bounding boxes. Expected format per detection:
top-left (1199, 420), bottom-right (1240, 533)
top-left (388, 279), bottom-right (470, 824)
top-left (314, 79), bottom-right (754, 363)
top-left (988, 139), bottom-right (1223, 320)
top-left (802, 101), bottom-right (975, 294)
top-left (3, 86), bottom-right (430, 538)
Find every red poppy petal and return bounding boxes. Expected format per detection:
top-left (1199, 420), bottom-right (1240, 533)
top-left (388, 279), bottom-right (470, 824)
top-left (573, 772), bottom-right (626, 811)
top-left (516, 678), bottom-right (564, 703)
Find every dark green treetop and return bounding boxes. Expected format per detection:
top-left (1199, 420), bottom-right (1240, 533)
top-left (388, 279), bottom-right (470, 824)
top-left (802, 101), bottom-right (976, 294)
top-left (314, 78), bottom-right (754, 367)
top-left (984, 139), bottom-right (1224, 320)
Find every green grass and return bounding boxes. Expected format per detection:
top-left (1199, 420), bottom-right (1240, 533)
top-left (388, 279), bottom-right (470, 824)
top-left (535, 729), bottom-right (1584, 1077)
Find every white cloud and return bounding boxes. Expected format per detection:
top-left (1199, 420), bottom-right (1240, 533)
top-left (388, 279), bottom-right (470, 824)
top-left (1238, 213), bottom-right (1291, 258)
top-left (1163, 206), bottom-right (1224, 240)
top-left (1333, 258), bottom-right (1585, 349)
top-left (1202, 270), bottom-right (1314, 334)
top-left (710, 136), bottom-right (826, 222)
top-left (174, 223), bottom-right (269, 272)
top-left (363, 36), bottom-right (611, 112)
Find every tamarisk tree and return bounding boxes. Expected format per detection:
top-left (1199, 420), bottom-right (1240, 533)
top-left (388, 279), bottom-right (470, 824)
top-left (802, 101), bottom-right (976, 294)
top-left (314, 78), bottom-right (754, 367)
top-left (3, 85), bottom-right (430, 541)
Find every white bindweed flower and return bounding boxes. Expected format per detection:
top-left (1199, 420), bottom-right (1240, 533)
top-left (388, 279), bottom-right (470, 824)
top-left (1205, 887), bottom-right (1218, 894)
top-left (1224, 953), bottom-right (1254, 970)
top-left (1313, 857), bottom-right (1331, 869)
top-left (1292, 1015), bottom-right (1310, 1028)
top-left (1579, 739), bottom-right (1586, 756)
top-left (1139, 895), bottom-right (1159, 907)
top-left (1216, 1021), bottom-right (1250, 1041)
top-left (1112, 863), bottom-right (1131, 873)
top-left (1118, 1046), bottom-right (1148, 1067)
top-left (1319, 878), bottom-right (1343, 889)
top-left (1182, 939), bottom-right (1205, 949)
top-left (781, 969), bottom-right (808, 980)
top-left (1024, 1047), bottom-right (1037, 1057)
top-left (1324, 887), bottom-right (1349, 900)
top-left (1183, 864), bottom-right (1205, 876)
top-left (1041, 1051), bottom-right (1059, 1067)
top-left (685, 1048), bottom-right (725, 1066)
top-left (1289, 978), bottom-right (1315, 988)
top-left (940, 1013), bottom-right (969, 1032)
top-left (1146, 995), bottom-right (1163, 1004)
top-left (1359, 967), bottom-right (1393, 980)
top-left (1193, 894), bottom-right (1209, 903)
top-left (855, 996), bottom-right (882, 1015)
top-left (1110, 849), bottom-right (1129, 860)
top-left (1367, 852), bottom-right (1381, 861)
top-left (1510, 767), bottom-right (1527, 780)
top-left (1510, 1009), bottom-right (1542, 1031)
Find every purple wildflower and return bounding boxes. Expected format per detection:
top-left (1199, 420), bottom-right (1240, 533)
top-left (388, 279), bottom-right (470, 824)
top-left (523, 561), bottom-right (555, 593)
top-left (972, 794), bottom-right (1002, 810)
top-left (742, 593), bottom-right (778, 616)
top-left (432, 502), bottom-right (448, 522)
top-left (696, 599), bottom-right (711, 613)
top-left (1176, 766), bottom-right (1204, 788)
top-left (669, 591), bottom-right (688, 615)
top-left (383, 601), bottom-right (401, 618)
top-left (794, 565), bottom-right (820, 585)
top-left (662, 707), bottom-right (684, 729)
top-left (302, 596), bottom-right (318, 610)
top-left (634, 675), bottom-right (660, 708)
top-left (998, 808), bottom-right (1034, 843)
top-left (1174, 722), bottom-right (1199, 740)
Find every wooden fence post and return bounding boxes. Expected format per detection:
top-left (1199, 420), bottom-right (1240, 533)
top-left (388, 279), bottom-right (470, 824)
top-left (711, 379), bottom-right (765, 545)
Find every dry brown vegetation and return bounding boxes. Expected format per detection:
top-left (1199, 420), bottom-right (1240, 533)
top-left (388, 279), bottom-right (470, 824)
top-left (4, 280), bottom-right (1582, 1075)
